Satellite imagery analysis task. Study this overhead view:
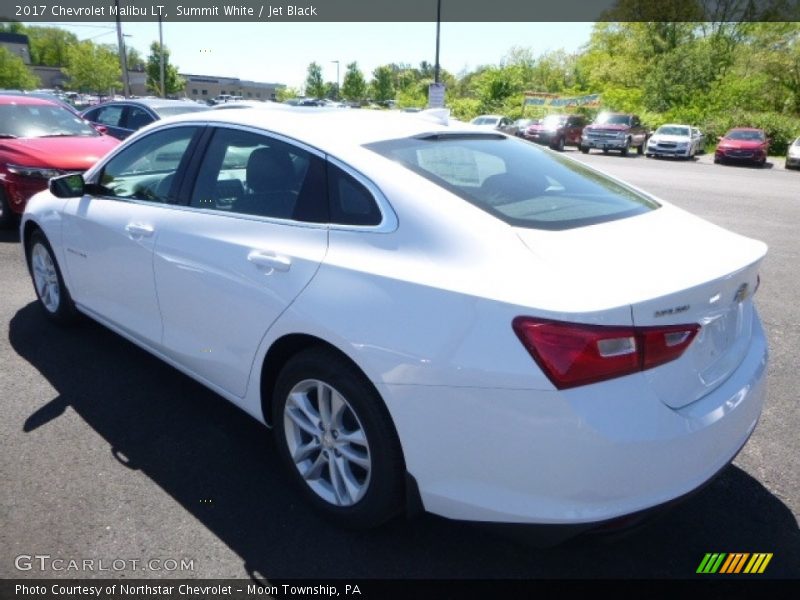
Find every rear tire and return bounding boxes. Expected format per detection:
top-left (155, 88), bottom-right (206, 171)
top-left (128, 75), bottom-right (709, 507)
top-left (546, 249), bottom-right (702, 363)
top-left (26, 229), bottom-right (78, 324)
top-left (580, 145), bottom-right (589, 154)
top-left (637, 141), bottom-right (645, 155)
top-left (272, 347), bottom-right (405, 529)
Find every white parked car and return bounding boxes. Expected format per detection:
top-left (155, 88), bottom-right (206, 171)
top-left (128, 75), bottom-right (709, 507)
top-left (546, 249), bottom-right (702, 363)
top-left (646, 124), bottom-right (702, 159)
top-left (470, 114), bottom-right (517, 135)
top-left (22, 108), bottom-right (768, 532)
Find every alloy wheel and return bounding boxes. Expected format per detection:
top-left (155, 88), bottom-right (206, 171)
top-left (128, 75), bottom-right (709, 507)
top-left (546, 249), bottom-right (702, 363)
top-left (283, 378), bottom-right (372, 507)
top-left (31, 242), bottom-right (61, 313)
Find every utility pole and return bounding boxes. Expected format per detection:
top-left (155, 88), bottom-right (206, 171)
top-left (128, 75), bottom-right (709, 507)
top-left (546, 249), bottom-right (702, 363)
top-left (159, 14), bottom-right (166, 97)
top-left (114, 0), bottom-right (130, 97)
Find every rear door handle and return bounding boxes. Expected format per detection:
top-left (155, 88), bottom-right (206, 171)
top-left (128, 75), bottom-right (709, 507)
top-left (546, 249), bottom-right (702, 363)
top-left (125, 222), bottom-right (155, 237)
top-left (248, 250), bottom-right (292, 272)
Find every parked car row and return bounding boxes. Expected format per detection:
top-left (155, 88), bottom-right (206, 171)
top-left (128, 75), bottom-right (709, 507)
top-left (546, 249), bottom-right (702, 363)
top-left (473, 110), bottom-right (799, 169)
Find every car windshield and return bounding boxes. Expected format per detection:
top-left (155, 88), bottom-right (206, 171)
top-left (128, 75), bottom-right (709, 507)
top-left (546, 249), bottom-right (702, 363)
top-left (542, 115), bottom-right (567, 127)
top-left (0, 103), bottom-right (98, 138)
top-left (595, 114), bottom-right (631, 125)
top-left (726, 130), bottom-right (765, 141)
top-left (656, 126), bottom-right (690, 136)
top-left (472, 117), bottom-right (499, 126)
top-left (154, 104), bottom-right (211, 118)
top-left (366, 134), bottom-right (659, 231)
top-left (794, 138), bottom-right (800, 146)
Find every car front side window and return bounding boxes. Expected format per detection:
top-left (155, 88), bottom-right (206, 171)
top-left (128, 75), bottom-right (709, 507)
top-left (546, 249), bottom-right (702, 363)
top-left (95, 126), bottom-right (199, 203)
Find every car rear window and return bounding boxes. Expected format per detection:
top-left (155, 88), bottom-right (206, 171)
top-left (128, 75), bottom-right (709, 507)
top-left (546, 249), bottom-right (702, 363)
top-left (365, 134), bottom-right (659, 230)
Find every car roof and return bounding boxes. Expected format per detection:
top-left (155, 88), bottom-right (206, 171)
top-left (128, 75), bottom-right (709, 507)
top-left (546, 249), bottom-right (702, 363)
top-left (161, 107), bottom-right (480, 154)
top-left (87, 98), bottom-right (203, 109)
top-left (727, 127), bottom-right (764, 132)
top-left (0, 94), bottom-right (58, 106)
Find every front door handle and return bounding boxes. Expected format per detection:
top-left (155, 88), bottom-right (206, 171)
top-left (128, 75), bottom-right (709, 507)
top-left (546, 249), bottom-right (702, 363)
top-left (125, 222), bottom-right (155, 237)
top-left (248, 250), bottom-right (292, 272)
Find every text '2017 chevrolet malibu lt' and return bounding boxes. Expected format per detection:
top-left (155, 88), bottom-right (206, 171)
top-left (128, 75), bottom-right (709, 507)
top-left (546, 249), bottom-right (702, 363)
top-left (22, 107), bottom-right (768, 532)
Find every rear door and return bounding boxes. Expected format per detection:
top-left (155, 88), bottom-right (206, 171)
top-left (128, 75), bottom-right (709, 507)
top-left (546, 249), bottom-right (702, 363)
top-left (153, 126), bottom-right (330, 397)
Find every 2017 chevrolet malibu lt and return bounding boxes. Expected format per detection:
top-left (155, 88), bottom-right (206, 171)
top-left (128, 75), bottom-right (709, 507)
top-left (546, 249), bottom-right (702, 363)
top-left (0, 94), bottom-right (119, 228)
top-left (21, 108), bottom-right (768, 531)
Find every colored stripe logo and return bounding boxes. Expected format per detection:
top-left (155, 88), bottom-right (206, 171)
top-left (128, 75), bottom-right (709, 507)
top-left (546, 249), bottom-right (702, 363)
top-left (697, 553), bottom-right (773, 574)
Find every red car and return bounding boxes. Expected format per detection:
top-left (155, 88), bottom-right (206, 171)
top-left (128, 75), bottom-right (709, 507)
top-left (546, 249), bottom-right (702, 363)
top-left (714, 128), bottom-right (769, 166)
top-left (0, 95), bottom-right (119, 227)
top-left (523, 114), bottom-right (587, 151)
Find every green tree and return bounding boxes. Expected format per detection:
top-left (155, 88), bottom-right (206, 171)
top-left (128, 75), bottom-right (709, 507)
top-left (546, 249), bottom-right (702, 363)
top-left (341, 62), bottom-right (367, 103)
top-left (64, 40), bottom-right (121, 93)
top-left (370, 65), bottom-right (395, 102)
top-left (126, 47), bottom-right (145, 71)
top-left (323, 81), bottom-right (339, 100)
top-left (304, 61), bottom-right (325, 98)
top-left (276, 86), bottom-right (300, 102)
top-left (146, 41), bottom-right (184, 96)
top-left (0, 46), bottom-right (38, 89)
top-left (26, 26), bottom-right (79, 66)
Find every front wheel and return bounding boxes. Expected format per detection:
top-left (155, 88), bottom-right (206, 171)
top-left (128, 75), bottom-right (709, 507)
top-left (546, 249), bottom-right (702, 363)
top-left (273, 347), bottom-right (405, 528)
top-left (620, 138), bottom-right (631, 157)
top-left (552, 136), bottom-right (565, 152)
top-left (637, 141), bottom-right (645, 155)
top-left (580, 145), bottom-right (589, 154)
top-left (26, 229), bottom-right (78, 324)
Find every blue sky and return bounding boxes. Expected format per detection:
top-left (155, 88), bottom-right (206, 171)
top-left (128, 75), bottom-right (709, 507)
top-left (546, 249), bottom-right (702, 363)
top-left (36, 22), bottom-right (595, 90)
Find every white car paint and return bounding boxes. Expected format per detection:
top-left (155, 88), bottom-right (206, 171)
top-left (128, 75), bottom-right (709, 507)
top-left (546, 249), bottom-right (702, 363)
top-left (646, 123), bottom-right (702, 158)
top-left (21, 108), bottom-right (768, 526)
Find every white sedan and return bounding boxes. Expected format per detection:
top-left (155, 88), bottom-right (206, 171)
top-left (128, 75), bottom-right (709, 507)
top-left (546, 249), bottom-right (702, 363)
top-left (22, 108), bottom-right (768, 532)
top-left (646, 124), bottom-right (703, 159)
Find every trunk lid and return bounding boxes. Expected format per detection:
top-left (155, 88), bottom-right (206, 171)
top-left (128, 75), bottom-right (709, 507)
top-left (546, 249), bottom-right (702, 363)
top-left (515, 204), bottom-right (767, 408)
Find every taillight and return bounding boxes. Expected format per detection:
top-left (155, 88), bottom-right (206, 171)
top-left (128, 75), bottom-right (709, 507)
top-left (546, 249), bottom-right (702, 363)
top-left (512, 317), bottom-right (699, 389)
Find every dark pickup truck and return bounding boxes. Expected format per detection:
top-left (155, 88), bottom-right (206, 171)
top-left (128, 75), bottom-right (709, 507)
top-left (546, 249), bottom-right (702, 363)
top-left (580, 113), bottom-right (648, 156)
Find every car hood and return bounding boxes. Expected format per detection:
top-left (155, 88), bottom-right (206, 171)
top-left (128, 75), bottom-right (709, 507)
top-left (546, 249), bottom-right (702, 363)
top-left (719, 139), bottom-right (765, 149)
top-left (0, 135), bottom-right (119, 170)
top-left (650, 134), bottom-right (690, 143)
top-left (585, 123), bottom-right (629, 131)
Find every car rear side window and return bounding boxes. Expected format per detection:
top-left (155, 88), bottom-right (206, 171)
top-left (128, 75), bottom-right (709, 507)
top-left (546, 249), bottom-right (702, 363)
top-left (189, 127), bottom-right (328, 222)
top-left (365, 135), bottom-right (659, 230)
top-left (327, 163), bottom-right (382, 226)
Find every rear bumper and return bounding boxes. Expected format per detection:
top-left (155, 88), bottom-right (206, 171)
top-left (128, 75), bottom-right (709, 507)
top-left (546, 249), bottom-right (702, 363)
top-left (381, 315), bottom-right (767, 524)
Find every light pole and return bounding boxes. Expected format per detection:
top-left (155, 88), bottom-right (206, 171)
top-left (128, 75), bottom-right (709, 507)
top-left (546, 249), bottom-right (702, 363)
top-left (331, 60), bottom-right (340, 100)
top-left (434, 0), bottom-right (441, 85)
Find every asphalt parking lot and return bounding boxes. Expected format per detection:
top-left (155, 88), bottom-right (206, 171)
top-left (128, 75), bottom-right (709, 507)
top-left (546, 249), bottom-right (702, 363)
top-left (1, 149), bottom-right (798, 580)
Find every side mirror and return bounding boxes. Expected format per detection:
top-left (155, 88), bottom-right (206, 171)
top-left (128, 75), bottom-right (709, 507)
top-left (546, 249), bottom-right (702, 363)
top-left (93, 124), bottom-right (108, 134)
top-left (717, 136), bottom-right (724, 142)
top-left (50, 173), bottom-right (86, 198)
